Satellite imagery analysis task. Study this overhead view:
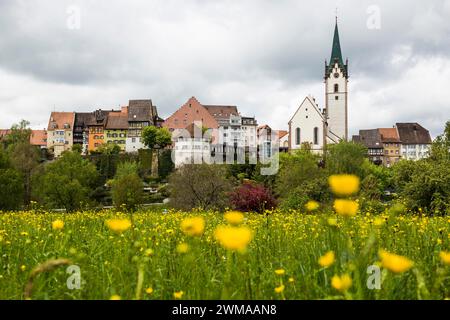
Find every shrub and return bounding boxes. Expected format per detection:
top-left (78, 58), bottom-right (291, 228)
top-left (168, 164), bottom-right (231, 211)
top-left (229, 182), bottom-right (277, 213)
top-left (111, 162), bottom-right (143, 211)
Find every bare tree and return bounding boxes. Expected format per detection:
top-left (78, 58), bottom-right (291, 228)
top-left (168, 164), bottom-right (232, 211)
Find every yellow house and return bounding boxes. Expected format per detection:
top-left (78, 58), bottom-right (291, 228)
top-left (105, 107), bottom-right (128, 151)
top-left (379, 128), bottom-right (401, 167)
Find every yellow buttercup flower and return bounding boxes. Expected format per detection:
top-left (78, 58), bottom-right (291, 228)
top-left (145, 287), bottom-right (154, 295)
top-left (275, 269), bottom-right (285, 275)
top-left (334, 200), bottom-right (359, 217)
top-left (105, 219), bottom-right (132, 233)
top-left (288, 277), bottom-right (295, 283)
top-left (329, 174), bottom-right (360, 196)
top-left (144, 248), bottom-right (154, 257)
top-left (214, 226), bottom-right (253, 252)
top-left (52, 220), bottom-right (64, 230)
top-left (327, 218), bottom-right (338, 226)
top-left (224, 211), bottom-right (245, 225)
top-left (331, 274), bottom-right (352, 292)
top-left (318, 251), bottom-right (335, 268)
top-left (373, 217), bottom-right (385, 227)
top-left (176, 243), bottom-right (189, 254)
top-left (180, 217), bottom-right (205, 237)
top-left (274, 285), bottom-right (285, 294)
top-left (20, 265), bottom-right (27, 272)
top-left (379, 250), bottom-right (413, 273)
top-left (439, 251), bottom-right (450, 266)
top-left (305, 201), bottom-right (320, 212)
top-left (110, 295), bottom-right (121, 300)
top-left (173, 291), bottom-right (184, 299)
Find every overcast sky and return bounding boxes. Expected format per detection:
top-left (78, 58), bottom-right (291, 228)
top-left (1, 0), bottom-right (449, 138)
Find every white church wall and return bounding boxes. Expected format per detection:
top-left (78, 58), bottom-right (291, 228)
top-left (289, 96), bottom-right (324, 152)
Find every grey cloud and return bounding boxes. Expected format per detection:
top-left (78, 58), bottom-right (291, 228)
top-left (0, 0), bottom-right (449, 138)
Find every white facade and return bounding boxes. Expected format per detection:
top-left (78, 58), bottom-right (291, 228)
top-left (289, 96), bottom-right (324, 152)
top-left (217, 116), bottom-right (258, 148)
top-left (325, 62), bottom-right (348, 142)
top-left (173, 137), bottom-right (211, 167)
top-left (125, 137), bottom-right (146, 153)
top-left (401, 144), bottom-right (431, 161)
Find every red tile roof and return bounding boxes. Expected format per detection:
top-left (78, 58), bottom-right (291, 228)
top-left (30, 130), bottom-right (47, 146)
top-left (48, 112), bottom-right (75, 131)
top-left (379, 128), bottom-right (400, 143)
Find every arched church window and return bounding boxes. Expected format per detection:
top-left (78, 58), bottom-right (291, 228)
top-left (314, 127), bottom-right (319, 145)
top-left (334, 84), bottom-right (339, 93)
top-left (296, 128), bottom-right (301, 145)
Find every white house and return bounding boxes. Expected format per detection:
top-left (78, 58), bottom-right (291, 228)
top-left (172, 122), bottom-right (212, 167)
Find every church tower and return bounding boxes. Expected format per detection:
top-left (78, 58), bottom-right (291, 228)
top-left (324, 19), bottom-right (348, 142)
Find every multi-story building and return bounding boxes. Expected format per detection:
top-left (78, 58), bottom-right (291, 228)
top-left (126, 100), bottom-right (162, 153)
top-left (352, 129), bottom-right (384, 165)
top-left (47, 112), bottom-right (75, 157)
top-left (164, 97), bottom-right (258, 166)
top-left (202, 105), bottom-right (257, 149)
top-left (105, 107), bottom-right (128, 151)
top-left (88, 110), bottom-right (112, 152)
top-left (379, 128), bottom-right (401, 167)
top-left (74, 112), bottom-right (95, 154)
top-left (396, 123), bottom-right (432, 160)
top-left (172, 122), bottom-right (211, 167)
top-left (353, 123), bottom-right (433, 165)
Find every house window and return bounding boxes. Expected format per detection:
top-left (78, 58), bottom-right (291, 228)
top-left (313, 127), bottom-right (319, 145)
top-left (296, 128), bottom-right (301, 145)
top-left (334, 84), bottom-right (339, 93)
top-left (335, 96), bottom-right (339, 100)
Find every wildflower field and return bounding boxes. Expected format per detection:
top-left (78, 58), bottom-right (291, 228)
top-left (0, 207), bottom-right (449, 300)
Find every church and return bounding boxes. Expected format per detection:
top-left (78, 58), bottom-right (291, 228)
top-left (288, 20), bottom-right (349, 152)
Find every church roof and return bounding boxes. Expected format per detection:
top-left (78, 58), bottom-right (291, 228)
top-left (326, 21), bottom-right (348, 78)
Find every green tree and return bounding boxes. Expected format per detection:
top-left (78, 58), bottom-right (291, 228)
top-left (90, 143), bottom-right (122, 182)
top-left (2, 120), bottom-right (31, 148)
top-left (33, 151), bottom-right (99, 212)
top-left (111, 162), bottom-right (143, 211)
top-left (326, 141), bottom-right (367, 177)
top-left (142, 126), bottom-right (172, 177)
top-left (0, 147), bottom-right (24, 210)
top-left (275, 150), bottom-right (329, 210)
top-left (430, 121), bottom-right (450, 162)
top-left (142, 126), bottom-right (172, 150)
top-left (8, 142), bottom-right (41, 204)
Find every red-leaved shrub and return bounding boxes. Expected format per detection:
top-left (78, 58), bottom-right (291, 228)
top-left (229, 182), bottom-right (277, 213)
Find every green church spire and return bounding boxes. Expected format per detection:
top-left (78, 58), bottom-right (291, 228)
top-left (330, 21), bottom-right (344, 67)
top-left (325, 19), bottom-right (348, 78)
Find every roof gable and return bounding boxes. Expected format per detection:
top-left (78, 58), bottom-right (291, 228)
top-left (289, 96), bottom-right (324, 124)
top-left (163, 97), bottom-right (219, 130)
top-left (48, 112), bottom-right (75, 130)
